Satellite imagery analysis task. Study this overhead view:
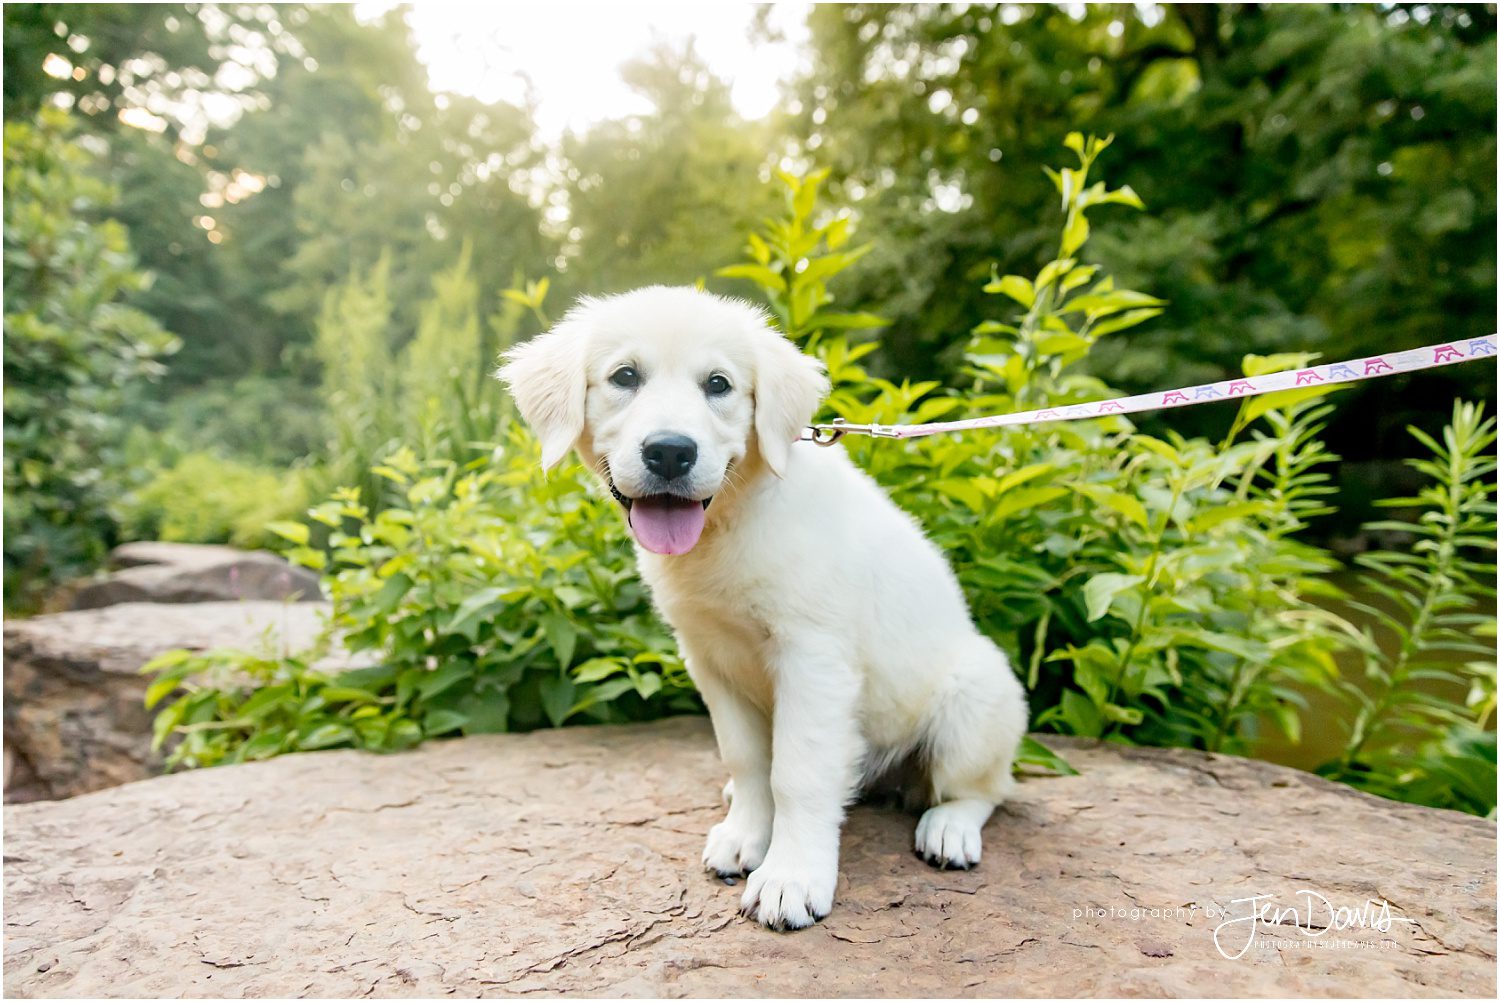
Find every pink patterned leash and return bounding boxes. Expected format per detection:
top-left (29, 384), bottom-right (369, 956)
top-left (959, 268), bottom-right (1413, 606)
top-left (803, 335), bottom-right (1498, 445)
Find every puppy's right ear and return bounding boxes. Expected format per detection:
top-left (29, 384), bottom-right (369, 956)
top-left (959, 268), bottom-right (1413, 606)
top-left (497, 321), bottom-right (587, 470)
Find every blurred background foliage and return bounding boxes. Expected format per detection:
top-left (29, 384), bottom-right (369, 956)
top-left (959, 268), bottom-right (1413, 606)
top-left (3, 4), bottom-right (1495, 810)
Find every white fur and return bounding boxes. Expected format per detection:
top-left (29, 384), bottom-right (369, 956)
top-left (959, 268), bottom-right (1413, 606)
top-left (500, 286), bottom-right (1027, 930)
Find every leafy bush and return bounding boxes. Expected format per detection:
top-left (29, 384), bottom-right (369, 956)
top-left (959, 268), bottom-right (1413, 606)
top-left (3, 109), bottom-right (179, 609)
top-left (115, 450), bottom-right (311, 550)
top-left (121, 375), bottom-right (329, 468)
top-left (146, 137), bottom-right (1496, 814)
top-left (146, 426), bottom-right (697, 769)
top-left (313, 244), bottom-right (532, 503)
top-left (722, 136), bottom-right (1353, 759)
top-left (1319, 401), bottom-right (1497, 815)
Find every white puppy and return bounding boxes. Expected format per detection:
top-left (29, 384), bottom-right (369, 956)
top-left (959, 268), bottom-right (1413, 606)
top-left (500, 286), bottom-right (1027, 930)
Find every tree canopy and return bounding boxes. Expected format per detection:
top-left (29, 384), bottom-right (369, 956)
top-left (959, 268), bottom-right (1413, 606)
top-left (3, 2), bottom-right (1494, 479)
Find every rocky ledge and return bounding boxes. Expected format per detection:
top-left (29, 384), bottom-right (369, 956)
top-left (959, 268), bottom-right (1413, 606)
top-left (65, 541), bottom-right (322, 610)
top-left (3, 718), bottom-right (1494, 998)
top-left (3, 601), bottom-right (336, 802)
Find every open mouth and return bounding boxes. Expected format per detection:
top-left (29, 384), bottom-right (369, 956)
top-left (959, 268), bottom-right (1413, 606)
top-left (608, 480), bottom-right (713, 555)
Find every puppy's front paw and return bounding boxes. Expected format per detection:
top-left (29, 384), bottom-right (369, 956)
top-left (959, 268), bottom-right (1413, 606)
top-left (739, 850), bottom-right (836, 930)
top-left (702, 815), bottom-right (770, 877)
top-left (915, 801), bottom-right (986, 869)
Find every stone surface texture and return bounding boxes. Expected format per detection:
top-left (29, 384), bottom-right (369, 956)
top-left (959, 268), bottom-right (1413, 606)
top-left (4, 718), bottom-right (1494, 998)
top-left (66, 542), bottom-right (322, 610)
top-left (3, 601), bottom-right (334, 803)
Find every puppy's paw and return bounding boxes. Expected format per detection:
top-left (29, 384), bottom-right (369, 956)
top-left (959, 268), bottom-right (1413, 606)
top-left (702, 815), bottom-right (770, 877)
top-left (739, 851), bottom-right (836, 930)
top-left (915, 801), bottom-right (986, 870)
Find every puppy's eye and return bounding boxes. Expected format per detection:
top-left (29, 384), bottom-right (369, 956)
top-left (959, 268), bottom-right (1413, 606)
top-left (609, 366), bottom-right (640, 389)
top-left (705, 374), bottom-right (732, 396)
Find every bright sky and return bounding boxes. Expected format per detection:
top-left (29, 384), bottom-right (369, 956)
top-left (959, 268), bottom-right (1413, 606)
top-left (357, 2), bottom-right (813, 137)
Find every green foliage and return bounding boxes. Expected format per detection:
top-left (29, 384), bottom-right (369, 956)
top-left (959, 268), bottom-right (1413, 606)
top-left (564, 43), bottom-right (781, 295)
top-left (3, 109), bottom-right (180, 609)
top-left (314, 250), bottom-right (399, 473)
top-left (311, 248), bottom-right (536, 503)
top-left (115, 451), bottom-right (310, 550)
top-left (793, 3), bottom-right (1495, 486)
top-left (1319, 402), bottom-right (1498, 816)
top-left (144, 140), bottom-right (1495, 816)
top-left (119, 375), bottom-right (328, 468)
top-left (721, 138), bottom-right (1353, 763)
top-left (144, 426), bottom-right (698, 769)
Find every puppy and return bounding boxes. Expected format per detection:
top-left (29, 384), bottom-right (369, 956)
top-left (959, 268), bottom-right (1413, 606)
top-left (500, 286), bottom-right (1027, 930)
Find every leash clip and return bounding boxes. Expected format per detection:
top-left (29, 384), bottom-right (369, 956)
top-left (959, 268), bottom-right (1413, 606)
top-left (801, 418), bottom-right (900, 446)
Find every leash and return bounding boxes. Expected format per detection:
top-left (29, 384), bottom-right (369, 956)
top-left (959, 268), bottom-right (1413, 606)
top-left (802, 335), bottom-right (1498, 446)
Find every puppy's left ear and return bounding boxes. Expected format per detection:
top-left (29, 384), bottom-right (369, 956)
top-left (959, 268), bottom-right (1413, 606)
top-left (753, 330), bottom-right (830, 477)
top-left (497, 321), bottom-right (588, 470)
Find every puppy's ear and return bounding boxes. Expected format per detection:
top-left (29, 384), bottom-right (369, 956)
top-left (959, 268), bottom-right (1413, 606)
top-left (753, 330), bottom-right (829, 477)
top-left (497, 321), bottom-right (588, 470)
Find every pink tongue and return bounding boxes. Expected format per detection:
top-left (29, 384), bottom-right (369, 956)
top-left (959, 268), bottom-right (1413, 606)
top-left (628, 496), bottom-right (707, 555)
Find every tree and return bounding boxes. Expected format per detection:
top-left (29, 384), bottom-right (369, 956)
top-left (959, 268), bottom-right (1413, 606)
top-left (2, 3), bottom-right (287, 130)
top-left (205, 6), bottom-right (553, 380)
top-left (561, 43), bottom-right (783, 296)
top-left (790, 3), bottom-right (1496, 469)
top-left (3, 110), bottom-right (180, 608)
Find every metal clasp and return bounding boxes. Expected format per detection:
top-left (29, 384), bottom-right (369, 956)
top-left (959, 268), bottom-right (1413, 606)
top-left (799, 418), bottom-right (901, 446)
top-left (801, 419), bottom-right (847, 446)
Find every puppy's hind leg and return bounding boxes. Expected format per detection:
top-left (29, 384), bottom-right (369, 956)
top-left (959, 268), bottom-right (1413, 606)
top-left (915, 636), bottom-right (1028, 870)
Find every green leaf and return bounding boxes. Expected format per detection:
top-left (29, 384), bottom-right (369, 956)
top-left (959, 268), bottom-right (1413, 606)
top-left (1060, 289), bottom-right (1165, 316)
top-left (991, 485), bottom-right (1068, 521)
top-left (416, 661), bottom-right (472, 700)
top-left (446, 586), bottom-right (508, 640)
top-left (809, 311), bottom-right (887, 330)
top-left (1083, 573), bottom-right (1145, 622)
top-left (369, 573), bottom-right (412, 617)
top-left (265, 520), bottom-right (309, 546)
top-left (1016, 736), bottom-right (1079, 776)
top-left (1074, 486), bottom-right (1149, 530)
top-left (542, 611), bottom-right (579, 667)
top-left (996, 463), bottom-right (1055, 494)
top-left (1087, 308), bottom-right (1162, 337)
top-left (458, 691), bottom-right (510, 734)
top-left (1094, 185), bottom-right (1144, 209)
top-left (298, 722), bottom-right (356, 750)
top-left (144, 674), bottom-right (181, 710)
top-left (572, 657), bottom-right (624, 683)
top-left (984, 274), bottom-right (1035, 307)
top-left (715, 263), bottom-right (787, 293)
top-left (539, 674), bottom-right (576, 726)
top-left (1035, 330), bottom-right (1091, 355)
top-left (931, 478), bottom-right (987, 511)
top-left (1061, 212), bottom-right (1090, 256)
top-left (423, 708), bottom-right (469, 737)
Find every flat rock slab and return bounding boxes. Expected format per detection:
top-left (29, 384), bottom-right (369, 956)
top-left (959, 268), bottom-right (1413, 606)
top-left (3, 602), bottom-right (337, 802)
top-left (66, 543), bottom-right (322, 610)
top-left (4, 718), bottom-right (1494, 998)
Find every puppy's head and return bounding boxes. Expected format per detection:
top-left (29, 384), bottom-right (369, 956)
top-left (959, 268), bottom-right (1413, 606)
top-left (498, 286), bottom-right (827, 555)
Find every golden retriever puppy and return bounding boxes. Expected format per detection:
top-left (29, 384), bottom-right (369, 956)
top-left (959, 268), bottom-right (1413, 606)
top-left (500, 286), bottom-right (1026, 930)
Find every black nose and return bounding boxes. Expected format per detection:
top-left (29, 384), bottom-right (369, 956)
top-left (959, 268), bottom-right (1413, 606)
top-left (642, 433), bottom-right (697, 481)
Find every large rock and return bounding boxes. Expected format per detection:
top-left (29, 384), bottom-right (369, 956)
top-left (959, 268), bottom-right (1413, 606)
top-left (3, 719), bottom-right (1493, 998)
top-left (3, 602), bottom-right (335, 803)
top-left (67, 542), bottom-right (322, 610)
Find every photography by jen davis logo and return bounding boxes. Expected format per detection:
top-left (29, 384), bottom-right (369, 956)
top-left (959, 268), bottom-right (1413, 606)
top-left (1072, 902), bottom-right (1227, 924)
top-left (1212, 890), bottom-right (1416, 961)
